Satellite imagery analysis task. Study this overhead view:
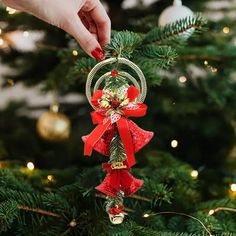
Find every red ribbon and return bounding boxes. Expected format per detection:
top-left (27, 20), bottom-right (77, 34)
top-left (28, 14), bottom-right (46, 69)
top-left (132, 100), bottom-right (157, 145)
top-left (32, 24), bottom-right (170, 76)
top-left (108, 205), bottom-right (124, 215)
top-left (84, 104), bottom-right (147, 167)
top-left (95, 162), bottom-right (143, 197)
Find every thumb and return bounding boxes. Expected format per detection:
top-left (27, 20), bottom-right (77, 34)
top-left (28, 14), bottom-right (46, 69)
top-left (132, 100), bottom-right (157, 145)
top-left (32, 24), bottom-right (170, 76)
top-left (61, 16), bottom-right (104, 60)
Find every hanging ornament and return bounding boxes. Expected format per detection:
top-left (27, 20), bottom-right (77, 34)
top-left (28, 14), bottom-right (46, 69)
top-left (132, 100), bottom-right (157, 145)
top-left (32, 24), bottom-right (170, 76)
top-left (158, 0), bottom-right (194, 37)
top-left (83, 57), bottom-right (154, 224)
top-left (37, 103), bottom-right (71, 142)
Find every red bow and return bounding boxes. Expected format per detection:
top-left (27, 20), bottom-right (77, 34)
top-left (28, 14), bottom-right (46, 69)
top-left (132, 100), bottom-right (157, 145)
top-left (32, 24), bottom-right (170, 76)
top-left (108, 205), bottom-right (125, 215)
top-left (95, 162), bottom-right (143, 197)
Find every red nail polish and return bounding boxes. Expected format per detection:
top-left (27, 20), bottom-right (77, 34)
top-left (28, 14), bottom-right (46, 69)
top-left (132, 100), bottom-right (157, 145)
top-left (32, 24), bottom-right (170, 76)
top-left (91, 48), bottom-right (105, 61)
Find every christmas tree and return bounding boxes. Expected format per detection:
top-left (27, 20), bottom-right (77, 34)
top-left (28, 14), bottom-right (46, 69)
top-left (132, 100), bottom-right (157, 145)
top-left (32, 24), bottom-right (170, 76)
top-left (0, 0), bottom-right (236, 235)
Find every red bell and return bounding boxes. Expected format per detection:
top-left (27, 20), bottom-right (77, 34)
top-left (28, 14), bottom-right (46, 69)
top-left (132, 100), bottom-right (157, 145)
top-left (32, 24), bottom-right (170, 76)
top-left (82, 120), bottom-right (153, 157)
top-left (95, 170), bottom-right (143, 197)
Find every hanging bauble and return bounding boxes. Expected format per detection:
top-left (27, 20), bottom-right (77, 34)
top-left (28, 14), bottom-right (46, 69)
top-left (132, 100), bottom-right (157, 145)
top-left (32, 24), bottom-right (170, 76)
top-left (37, 104), bottom-right (71, 142)
top-left (158, 0), bottom-right (194, 37)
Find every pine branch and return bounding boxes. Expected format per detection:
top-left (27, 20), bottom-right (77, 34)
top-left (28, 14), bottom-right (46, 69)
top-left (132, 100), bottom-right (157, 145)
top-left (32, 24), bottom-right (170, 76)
top-left (18, 205), bottom-right (61, 218)
top-left (144, 13), bottom-right (207, 45)
top-left (105, 30), bottom-right (143, 58)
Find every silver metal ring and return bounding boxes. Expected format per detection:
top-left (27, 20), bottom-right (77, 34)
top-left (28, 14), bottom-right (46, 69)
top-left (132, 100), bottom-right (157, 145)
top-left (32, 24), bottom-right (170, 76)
top-left (86, 57), bottom-right (147, 109)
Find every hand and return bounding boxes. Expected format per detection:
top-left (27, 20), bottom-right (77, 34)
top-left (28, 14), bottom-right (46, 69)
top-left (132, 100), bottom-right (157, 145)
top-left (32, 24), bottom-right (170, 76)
top-left (2, 0), bottom-right (111, 60)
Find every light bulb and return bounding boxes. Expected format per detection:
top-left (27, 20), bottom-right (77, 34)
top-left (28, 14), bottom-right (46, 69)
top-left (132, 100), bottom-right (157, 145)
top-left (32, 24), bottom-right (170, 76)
top-left (27, 162), bottom-right (35, 170)
top-left (223, 27), bottom-right (230, 34)
top-left (171, 140), bottom-right (178, 148)
top-left (143, 213), bottom-right (150, 218)
top-left (47, 175), bottom-right (54, 182)
top-left (191, 170), bottom-right (199, 179)
top-left (72, 50), bottom-right (78, 56)
top-left (230, 183), bottom-right (236, 192)
top-left (179, 76), bottom-right (187, 83)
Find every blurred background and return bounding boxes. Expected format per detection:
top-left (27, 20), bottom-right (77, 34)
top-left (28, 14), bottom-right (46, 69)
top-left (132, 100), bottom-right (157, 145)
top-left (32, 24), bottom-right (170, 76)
top-left (1, 0), bottom-right (236, 234)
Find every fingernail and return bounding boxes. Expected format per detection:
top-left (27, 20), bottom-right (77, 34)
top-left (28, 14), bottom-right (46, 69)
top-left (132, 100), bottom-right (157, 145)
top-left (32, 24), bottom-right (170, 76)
top-left (91, 48), bottom-right (105, 61)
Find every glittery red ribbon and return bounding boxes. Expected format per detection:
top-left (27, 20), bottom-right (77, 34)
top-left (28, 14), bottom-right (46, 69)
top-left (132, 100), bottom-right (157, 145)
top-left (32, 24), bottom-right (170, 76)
top-left (84, 104), bottom-right (147, 167)
top-left (108, 205), bottom-right (124, 215)
top-left (95, 162), bottom-right (143, 197)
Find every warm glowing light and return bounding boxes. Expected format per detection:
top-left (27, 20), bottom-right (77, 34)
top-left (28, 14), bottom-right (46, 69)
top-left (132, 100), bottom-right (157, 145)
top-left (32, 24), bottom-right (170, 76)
top-left (0, 29), bottom-right (2, 35)
top-left (51, 104), bottom-right (59, 113)
top-left (204, 60), bottom-right (208, 65)
top-left (72, 50), bottom-right (78, 56)
top-left (171, 140), bottom-right (178, 148)
top-left (6, 7), bottom-right (17, 14)
top-left (223, 27), bottom-right (230, 34)
top-left (143, 213), bottom-right (150, 218)
top-left (230, 183), bottom-right (236, 192)
top-left (208, 209), bottom-right (215, 216)
top-left (27, 162), bottom-right (35, 170)
top-left (23, 31), bottom-right (29, 37)
top-left (47, 175), bottom-right (54, 181)
top-left (179, 76), bottom-right (187, 83)
top-left (191, 170), bottom-right (199, 179)
top-left (211, 67), bottom-right (218, 73)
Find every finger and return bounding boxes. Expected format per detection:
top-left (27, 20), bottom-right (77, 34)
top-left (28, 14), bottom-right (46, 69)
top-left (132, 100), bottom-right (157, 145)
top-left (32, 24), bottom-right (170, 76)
top-left (82, 0), bottom-right (111, 48)
top-left (79, 13), bottom-right (98, 41)
top-left (61, 15), bottom-right (104, 59)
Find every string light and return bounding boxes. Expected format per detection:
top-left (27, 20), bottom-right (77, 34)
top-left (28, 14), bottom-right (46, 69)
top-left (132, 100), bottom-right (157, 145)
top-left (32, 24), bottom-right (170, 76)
top-left (23, 31), bottom-right (29, 37)
top-left (208, 209), bottom-right (215, 216)
top-left (222, 27), bottom-right (230, 34)
top-left (204, 60), bottom-right (208, 65)
top-left (6, 6), bottom-right (17, 15)
top-left (179, 76), bottom-right (187, 83)
top-left (72, 50), bottom-right (78, 56)
top-left (27, 162), bottom-right (35, 171)
top-left (47, 175), bottom-right (54, 182)
top-left (143, 213), bottom-right (150, 218)
top-left (230, 183), bottom-right (236, 192)
top-left (211, 67), bottom-right (218, 73)
top-left (171, 140), bottom-right (178, 148)
top-left (191, 170), bottom-right (199, 179)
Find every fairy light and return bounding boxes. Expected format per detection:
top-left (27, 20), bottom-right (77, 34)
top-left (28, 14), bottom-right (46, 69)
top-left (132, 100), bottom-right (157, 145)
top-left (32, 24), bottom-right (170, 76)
top-left (223, 27), bottom-right (230, 34)
top-left (211, 67), bottom-right (218, 73)
top-left (171, 140), bottom-right (178, 148)
top-left (23, 31), bottom-right (29, 37)
top-left (6, 6), bottom-right (17, 15)
top-left (179, 76), bottom-right (187, 83)
top-left (143, 213), bottom-right (150, 218)
top-left (230, 183), bottom-right (236, 192)
top-left (208, 209), bottom-right (215, 216)
top-left (27, 162), bottom-right (35, 170)
top-left (72, 50), bottom-right (78, 56)
top-left (47, 175), bottom-right (54, 182)
top-left (191, 170), bottom-right (199, 179)
top-left (204, 60), bottom-right (208, 65)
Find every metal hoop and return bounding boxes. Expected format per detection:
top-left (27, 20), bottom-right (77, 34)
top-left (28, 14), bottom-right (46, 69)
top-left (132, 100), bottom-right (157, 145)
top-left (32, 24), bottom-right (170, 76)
top-left (86, 57), bottom-right (147, 109)
top-left (93, 71), bottom-right (141, 94)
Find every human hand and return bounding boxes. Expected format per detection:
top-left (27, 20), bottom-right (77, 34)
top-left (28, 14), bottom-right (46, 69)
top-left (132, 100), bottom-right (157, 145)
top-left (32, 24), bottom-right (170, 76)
top-left (2, 0), bottom-right (110, 60)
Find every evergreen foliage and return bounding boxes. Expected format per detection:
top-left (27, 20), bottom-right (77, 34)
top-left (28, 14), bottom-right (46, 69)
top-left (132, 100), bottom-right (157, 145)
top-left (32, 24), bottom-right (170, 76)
top-left (0, 0), bottom-right (236, 235)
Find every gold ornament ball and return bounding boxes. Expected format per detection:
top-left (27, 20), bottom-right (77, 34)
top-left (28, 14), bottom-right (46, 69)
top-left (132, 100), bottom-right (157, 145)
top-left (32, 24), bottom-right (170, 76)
top-left (37, 111), bottom-right (71, 141)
